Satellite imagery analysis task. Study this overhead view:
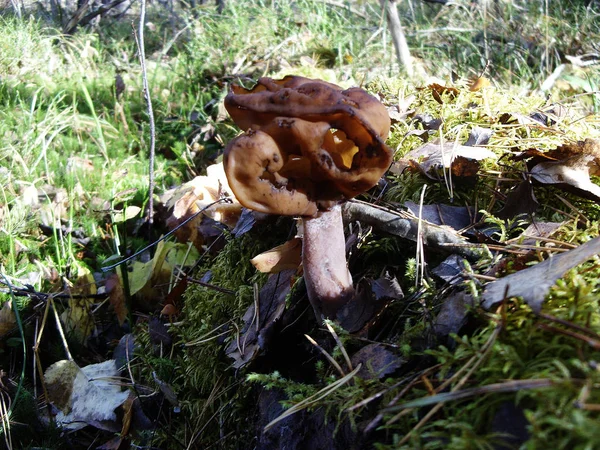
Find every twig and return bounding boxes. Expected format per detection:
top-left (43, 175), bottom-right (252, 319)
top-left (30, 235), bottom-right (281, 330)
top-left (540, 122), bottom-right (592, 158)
top-left (381, 0), bottom-right (414, 77)
top-left (185, 277), bottom-right (235, 295)
top-left (342, 200), bottom-right (484, 261)
top-left (133, 0), bottom-right (157, 227)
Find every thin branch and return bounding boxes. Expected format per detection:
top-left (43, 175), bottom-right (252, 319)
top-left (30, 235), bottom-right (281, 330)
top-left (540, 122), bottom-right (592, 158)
top-left (133, 0), bottom-right (157, 227)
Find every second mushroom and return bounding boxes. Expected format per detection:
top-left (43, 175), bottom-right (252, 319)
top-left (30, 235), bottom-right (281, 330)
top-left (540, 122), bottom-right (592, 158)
top-left (223, 76), bottom-right (392, 320)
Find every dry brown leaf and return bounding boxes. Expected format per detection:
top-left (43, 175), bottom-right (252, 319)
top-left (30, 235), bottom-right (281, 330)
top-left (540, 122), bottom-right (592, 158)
top-left (395, 139), bottom-right (496, 177)
top-left (469, 76), bottom-right (491, 91)
top-left (162, 162), bottom-right (243, 248)
top-left (427, 83), bottom-right (459, 104)
top-left (251, 238), bottom-right (302, 273)
top-left (106, 273), bottom-right (128, 326)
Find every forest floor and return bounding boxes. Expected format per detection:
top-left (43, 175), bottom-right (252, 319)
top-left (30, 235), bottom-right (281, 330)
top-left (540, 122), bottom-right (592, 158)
top-left (1, 1), bottom-right (600, 448)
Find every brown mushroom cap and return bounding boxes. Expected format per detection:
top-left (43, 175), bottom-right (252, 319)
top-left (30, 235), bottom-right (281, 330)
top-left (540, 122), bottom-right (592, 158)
top-left (223, 76), bottom-right (392, 215)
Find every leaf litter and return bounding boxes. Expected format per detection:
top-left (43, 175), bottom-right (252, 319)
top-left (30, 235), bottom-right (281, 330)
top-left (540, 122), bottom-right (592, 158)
top-left (5, 69), bottom-right (600, 449)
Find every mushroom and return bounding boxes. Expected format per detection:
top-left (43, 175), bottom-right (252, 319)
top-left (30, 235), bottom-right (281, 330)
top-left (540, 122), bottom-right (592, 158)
top-left (223, 76), bottom-right (392, 319)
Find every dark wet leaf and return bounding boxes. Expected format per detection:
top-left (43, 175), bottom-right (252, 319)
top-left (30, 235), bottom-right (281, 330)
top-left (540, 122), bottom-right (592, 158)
top-left (414, 113), bottom-right (442, 130)
top-left (337, 273), bottom-right (402, 333)
top-left (165, 277), bottom-right (187, 307)
top-left (256, 389), bottom-right (356, 450)
top-left (404, 129), bottom-right (430, 143)
top-left (434, 291), bottom-right (474, 337)
top-left (481, 236), bottom-right (600, 312)
top-left (226, 270), bottom-right (295, 369)
top-left (232, 208), bottom-right (256, 236)
top-left (371, 274), bottom-right (404, 300)
top-left (404, 201), bottom-right (475, 231)
top-left (113, 334), bottom-right (135, 371)
top-left (152, 371), bottom-right (180, 410)
top-left (351, 344), bottom-right (403, 379)
top-left (491, 402), bottom-right (530, 448)
top-left (497, 179), bottom-right (539, 219)
top-left (432, 254), bottom-right (467, 284)
top-left (149, 317), bottom-right (172, 350)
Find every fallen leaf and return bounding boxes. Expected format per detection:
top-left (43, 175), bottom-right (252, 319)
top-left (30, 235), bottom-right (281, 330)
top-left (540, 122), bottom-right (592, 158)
top-left (469, 77), bottom-right (491, 91)
top-left (434, 291), bottom-right (475, 337)
top-left (337, 273), bottom-right (403, 333)
top-left (404, 201), bottom-right (476, 231)
top-left (231, 208), bottom-right (257, 237)
top-left (0, 301), bottom-right (16, 336)
top-left (152, 371), bottom-right (179, 410)
top-left (464, 126), bottom-right (493, 146)
top-left (530, 153), bottom-right (600, 202)
top-left (427, 83), bottom-right (459, 104)
top-left (124, 240), bottom-right (199, 308)
top-left (413, 113), bottom-right (442, 131)
top-left (226, 270), bottom-right (295, 369)
top-left (481, 236), bottom-right (600, 312)
top-left (112, 205), bottom-right (142, 223)
top-left (432, 254), bottom-right (467, 284)
top-left (497, 179), bottom-right (539, 219)
top-left (162, 162), bottom-right (242, 248)
top-left (149, 317), bottom-right (172, 350)
top-left (251, 238), bottom-right (302, 274)
top-left (106, 273), bottom-right (128, 326)
top-left (61, 298), bottom-right (95, 342)
top-left (517, 221), bottom-right (564, 246)
top-left (44, 359), bottom-right (129, 431)
top-left (387, 94), bottom-right (415, 123)
top-left (351, 344), bottom-right (403, 379)
top-left (396, 136), bottom-right (496, 178)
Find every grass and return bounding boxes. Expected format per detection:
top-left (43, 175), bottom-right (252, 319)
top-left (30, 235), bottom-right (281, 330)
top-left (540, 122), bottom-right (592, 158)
top-left (0, 0), bottom-right (599, 448)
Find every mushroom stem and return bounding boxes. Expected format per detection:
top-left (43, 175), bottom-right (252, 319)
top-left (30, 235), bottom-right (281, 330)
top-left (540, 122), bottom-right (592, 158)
top-left (302, 204), bottom-right (354, 319)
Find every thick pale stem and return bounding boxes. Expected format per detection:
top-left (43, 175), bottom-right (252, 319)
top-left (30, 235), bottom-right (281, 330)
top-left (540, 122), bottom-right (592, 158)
top-left (302, 204), bottom-right (354, 319)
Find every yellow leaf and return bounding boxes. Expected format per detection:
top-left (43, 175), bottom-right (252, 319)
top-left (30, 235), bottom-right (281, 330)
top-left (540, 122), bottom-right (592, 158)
top-left (251, 238), bottom-right (302, 273)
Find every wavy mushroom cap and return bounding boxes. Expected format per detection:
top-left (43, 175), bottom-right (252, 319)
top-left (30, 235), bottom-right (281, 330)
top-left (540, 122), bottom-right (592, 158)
top-left (223, 76), bottom-right (392, 216)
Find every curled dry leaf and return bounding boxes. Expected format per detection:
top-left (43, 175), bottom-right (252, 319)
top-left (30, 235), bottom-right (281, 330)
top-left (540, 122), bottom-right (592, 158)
top-left (423, 83), bottom-right (459, 104)
top-left (394, 127), bottom-right (495, 178)
top-left (162, 162), bottom-right (242, 248)
top-left (251, 238), bottom-right (302, 274)
top-left (511, 139), bottom-right (600, 202)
